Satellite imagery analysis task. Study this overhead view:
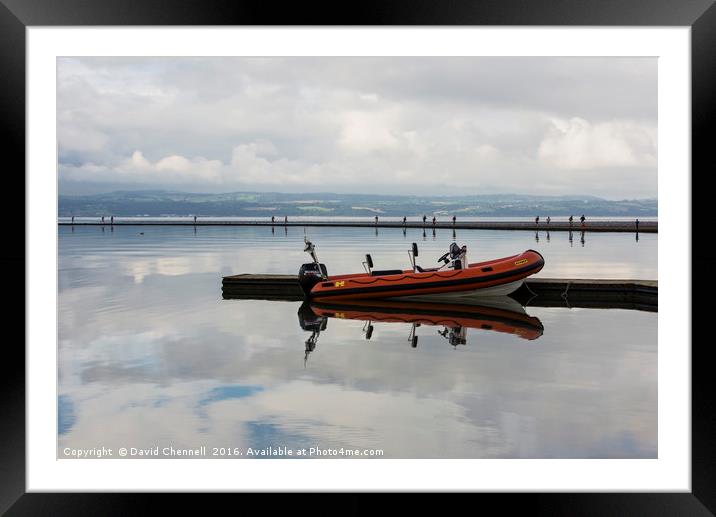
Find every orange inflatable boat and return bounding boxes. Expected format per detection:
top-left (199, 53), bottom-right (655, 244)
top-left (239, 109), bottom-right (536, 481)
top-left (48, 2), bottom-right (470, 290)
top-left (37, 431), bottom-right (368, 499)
top-left (298, 239), bottom-right (544, 301)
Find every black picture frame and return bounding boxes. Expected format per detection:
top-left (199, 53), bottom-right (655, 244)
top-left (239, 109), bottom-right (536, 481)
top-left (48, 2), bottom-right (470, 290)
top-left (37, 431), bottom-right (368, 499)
top-left (3, 0), bottom-right (713, 513)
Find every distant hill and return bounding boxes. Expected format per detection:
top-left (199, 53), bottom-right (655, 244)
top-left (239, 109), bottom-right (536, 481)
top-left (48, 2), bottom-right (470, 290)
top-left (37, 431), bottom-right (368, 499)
top-left (58, 190), bottom-right (658, 217)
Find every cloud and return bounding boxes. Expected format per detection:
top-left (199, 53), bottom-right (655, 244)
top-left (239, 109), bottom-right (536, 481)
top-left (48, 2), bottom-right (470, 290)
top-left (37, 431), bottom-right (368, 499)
top-left (57, 57), bottom-right (658, 198)
top-left (125, 150), bottom-right (152, 170)
top-left (338, 109), bottom-right (400, 152)
top-left (59, 126), bottom-right (109, 153)
top-left (537, 117), bottom-right (656, 170)
top-left (116, 151), bottom-right (222, 182)
top-left (62, 150), bottom-right (223, 185)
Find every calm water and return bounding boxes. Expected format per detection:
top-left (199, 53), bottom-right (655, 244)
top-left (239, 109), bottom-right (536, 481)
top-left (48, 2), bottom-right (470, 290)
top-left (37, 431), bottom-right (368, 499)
top-left (58, 225), bottom-right (657, 458)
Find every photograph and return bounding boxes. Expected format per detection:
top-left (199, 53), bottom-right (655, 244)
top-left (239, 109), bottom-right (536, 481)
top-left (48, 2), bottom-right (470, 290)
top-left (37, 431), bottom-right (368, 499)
top-left (56, 56), bottom-right (658, 460)
top-left (6, 8), bottom-right (709, 508)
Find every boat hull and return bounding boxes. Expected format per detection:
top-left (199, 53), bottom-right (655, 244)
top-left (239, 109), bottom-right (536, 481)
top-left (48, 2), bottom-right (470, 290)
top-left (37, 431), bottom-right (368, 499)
top-left (393, 278), bottom-right (525, 301)
top-left (308, 249), bottom-right (544, 301)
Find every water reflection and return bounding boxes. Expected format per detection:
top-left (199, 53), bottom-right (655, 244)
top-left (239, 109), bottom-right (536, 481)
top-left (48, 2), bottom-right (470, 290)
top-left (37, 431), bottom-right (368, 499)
top-left (298, 297), bottom-right (544, 363)
top-left (299, 303), bottom-right (328, 366)
top-left (57, 225), bottom-right (658, 459)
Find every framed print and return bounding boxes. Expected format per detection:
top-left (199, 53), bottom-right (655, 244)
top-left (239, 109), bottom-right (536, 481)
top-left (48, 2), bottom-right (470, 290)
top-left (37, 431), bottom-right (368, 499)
top-left (3, 0), bottom-right (714, 513)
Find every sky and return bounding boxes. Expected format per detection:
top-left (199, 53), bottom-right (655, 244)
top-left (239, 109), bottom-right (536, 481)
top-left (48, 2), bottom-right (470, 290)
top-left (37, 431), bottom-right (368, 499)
top-left (57, 57), bottom-right (657, 199)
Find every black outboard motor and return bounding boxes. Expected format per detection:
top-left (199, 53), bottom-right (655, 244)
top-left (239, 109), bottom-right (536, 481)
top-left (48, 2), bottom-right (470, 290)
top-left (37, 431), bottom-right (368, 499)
top-left (297, 301), bottom-right (327, 332)
top-left (299, 237), bottom-right (328, 297)
top-left (298, 262), bottom-right (328, 297)
top-left (297, 302), bottom-right (327, 366)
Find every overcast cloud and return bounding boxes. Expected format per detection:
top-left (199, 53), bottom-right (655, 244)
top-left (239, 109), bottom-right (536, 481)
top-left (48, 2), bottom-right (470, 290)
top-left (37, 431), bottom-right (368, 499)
top-left (57, 57), bottom-right (657, 199)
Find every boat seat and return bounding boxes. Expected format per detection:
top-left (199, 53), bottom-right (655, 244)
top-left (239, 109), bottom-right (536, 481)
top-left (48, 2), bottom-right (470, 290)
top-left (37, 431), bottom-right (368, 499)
top-left (449, 242), bottom-right (462, 259)
top-left (370, 269), bottom-right (404, 276)
top-left (415, 265), bottom-right (439, 273)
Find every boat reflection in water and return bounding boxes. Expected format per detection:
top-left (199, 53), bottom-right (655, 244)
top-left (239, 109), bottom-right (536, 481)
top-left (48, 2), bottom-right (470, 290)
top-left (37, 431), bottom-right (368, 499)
top-left (298, 296), bottom-right (544, 363)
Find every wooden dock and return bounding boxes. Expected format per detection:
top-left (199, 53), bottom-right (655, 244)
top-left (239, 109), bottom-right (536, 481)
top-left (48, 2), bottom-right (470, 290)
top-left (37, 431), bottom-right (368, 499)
top-left (59, 220), bottom-right (656, 233)
top-left (221, 274), bottom-right (658, 312)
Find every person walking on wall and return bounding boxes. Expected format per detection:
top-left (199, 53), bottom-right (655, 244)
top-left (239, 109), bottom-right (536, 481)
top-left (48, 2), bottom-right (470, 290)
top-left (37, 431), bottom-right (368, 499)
top-left (569, 215), bottom-right (573, 227)
top-left (535, 216), bottom-right (539, 225)
top-left (546, 216), bottom-right (551, 225)
top-left (580, 214), bottom-right (586, 228)
top-left (452, 215), bottom-right (456, 225)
